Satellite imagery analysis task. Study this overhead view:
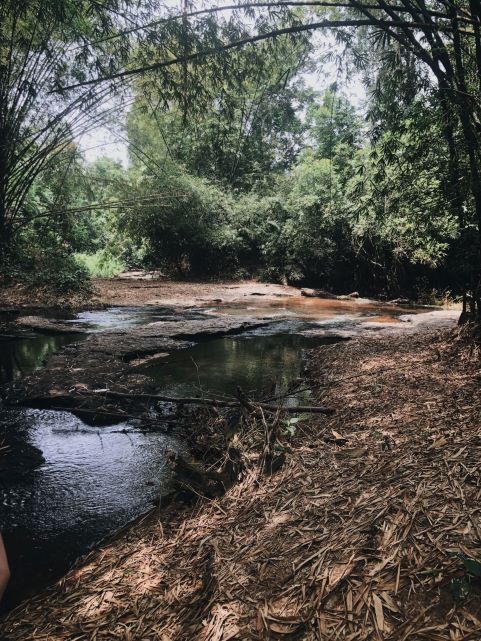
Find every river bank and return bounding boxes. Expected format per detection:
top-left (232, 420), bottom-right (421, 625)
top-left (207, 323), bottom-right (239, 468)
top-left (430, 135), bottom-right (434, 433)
top-left (0, 278), bottom-right (301, 312)
top-left (3, 309), bottom-right (481, 639)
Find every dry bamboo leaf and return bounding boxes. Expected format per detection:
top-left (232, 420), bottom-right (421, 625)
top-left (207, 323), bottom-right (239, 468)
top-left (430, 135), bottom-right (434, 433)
top-left (431, 437), bottom-right (448, 449)
top-left (372, 593), bottom-right (385, 632)
top-left (334, 448), bottom-right (368, 459)
top-left (268, 622), bottom-right (301, 635)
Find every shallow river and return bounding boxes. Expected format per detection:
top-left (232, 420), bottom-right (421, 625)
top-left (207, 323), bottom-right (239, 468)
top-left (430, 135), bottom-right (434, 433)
top-left (0, 299), bottom-right (412, 607)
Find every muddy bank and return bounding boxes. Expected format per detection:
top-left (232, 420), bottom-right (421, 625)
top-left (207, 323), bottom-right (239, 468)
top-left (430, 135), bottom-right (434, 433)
top-left (0, 279), bottom-right (300, 312)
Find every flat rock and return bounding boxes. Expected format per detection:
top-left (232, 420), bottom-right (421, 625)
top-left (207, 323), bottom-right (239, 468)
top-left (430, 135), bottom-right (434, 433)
top-left (15, 316), bottom-right (87, 335)
top-left (142, 317), bottom-right (271, 339)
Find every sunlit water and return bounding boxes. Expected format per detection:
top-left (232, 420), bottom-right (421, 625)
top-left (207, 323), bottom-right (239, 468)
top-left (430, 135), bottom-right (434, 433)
top-left (0, 409), bottom-right (182, 607)
top-left (66, 305), bottom-right (208, 330)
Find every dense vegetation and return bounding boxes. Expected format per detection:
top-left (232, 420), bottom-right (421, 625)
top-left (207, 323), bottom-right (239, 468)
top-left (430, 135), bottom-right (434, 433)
top-left (1, 0), bottom-right (481, 306)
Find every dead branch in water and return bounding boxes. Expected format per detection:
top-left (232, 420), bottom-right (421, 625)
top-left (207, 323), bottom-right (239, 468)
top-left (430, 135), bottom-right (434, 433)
top-left (86, 388), bottom-right (335, 414)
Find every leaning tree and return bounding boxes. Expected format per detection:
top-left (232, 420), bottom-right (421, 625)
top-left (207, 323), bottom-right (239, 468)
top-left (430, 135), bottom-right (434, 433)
top-left (0, 0), bottom-right (154, 268)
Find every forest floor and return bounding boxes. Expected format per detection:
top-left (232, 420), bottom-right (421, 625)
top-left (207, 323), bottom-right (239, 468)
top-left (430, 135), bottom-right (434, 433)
top-left (2, 321), bottom-right (481, 640)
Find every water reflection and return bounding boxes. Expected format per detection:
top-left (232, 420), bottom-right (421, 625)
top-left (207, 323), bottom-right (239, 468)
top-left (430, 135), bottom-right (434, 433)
top-left (141, 333), bottom-right (335, 399)
top-left (0, 334), bottom-right (79, 385)
top-left (0, 409), bottom-right (182, 607)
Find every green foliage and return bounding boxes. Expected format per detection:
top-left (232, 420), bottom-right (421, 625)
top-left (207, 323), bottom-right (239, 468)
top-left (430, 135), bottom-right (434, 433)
top-left (0, 4), bottom-right (472, 300)
top-left (6, 241), bottom-right (91, 296)
top-left (458, 555), bottom-right (481, 579)
top-left (126, 43), bottom-right (311, 191)
top-left (283, 416), bottom-right (304, 437)
top-left (118, 166), bottom-right (244, 275)
top-left (450, 578), bottom-right (471, 603)
top-left (75, 251), bottom-right (125, 278)
top-left (350, 103), bottom-right (459, 267)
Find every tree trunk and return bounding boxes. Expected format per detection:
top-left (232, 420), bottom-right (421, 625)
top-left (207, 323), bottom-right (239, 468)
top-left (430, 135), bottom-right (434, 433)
top-left (0, 201), bottom-right (10, 276)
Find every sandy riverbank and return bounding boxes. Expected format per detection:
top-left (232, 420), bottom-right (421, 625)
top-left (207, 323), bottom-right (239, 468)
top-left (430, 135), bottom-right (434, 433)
top-left (0, 279), bottom-right (300, 312)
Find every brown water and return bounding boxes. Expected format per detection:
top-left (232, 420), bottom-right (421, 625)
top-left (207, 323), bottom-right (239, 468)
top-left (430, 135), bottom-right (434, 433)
top-left (202, 295), bottom-right (413, 322)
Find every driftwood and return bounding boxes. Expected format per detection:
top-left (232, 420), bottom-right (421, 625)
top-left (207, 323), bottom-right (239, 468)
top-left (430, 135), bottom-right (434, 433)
top-left (301, 287), bottom-right (335, 299)
top-left (49, 406), bottom-right (176, 427)
top-left (301, 288), bottom-right (361, 301)
top-left (87, 388), bottom-right (335, 415)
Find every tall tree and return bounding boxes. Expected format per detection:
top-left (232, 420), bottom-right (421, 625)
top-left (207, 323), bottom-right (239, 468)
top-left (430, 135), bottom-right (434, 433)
top-left (63, 0), bottom-right (481, 313)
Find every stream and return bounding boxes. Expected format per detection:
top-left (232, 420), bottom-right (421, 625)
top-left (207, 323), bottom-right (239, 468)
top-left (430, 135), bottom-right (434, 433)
top-left (0, 298), bottom-right (426, 608)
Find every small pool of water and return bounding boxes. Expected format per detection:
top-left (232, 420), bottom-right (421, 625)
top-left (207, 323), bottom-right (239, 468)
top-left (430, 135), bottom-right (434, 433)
top-left (0, 334), bottom-right (81, 385)
top-left (140, 330), bottom-right (338, 400)
top-left (0, 409), bottom-right (182, 608)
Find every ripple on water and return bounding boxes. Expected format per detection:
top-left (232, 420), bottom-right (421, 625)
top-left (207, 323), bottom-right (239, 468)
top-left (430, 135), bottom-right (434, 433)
top-left (0, 408), bottom-right (183, 607)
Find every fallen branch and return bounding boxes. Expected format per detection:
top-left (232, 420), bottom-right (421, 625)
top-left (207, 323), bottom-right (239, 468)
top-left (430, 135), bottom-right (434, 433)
top-left (87, 389), bottom-right (335, 414)
top-left (48, 406), bottom-right (177, 426)
top-left (14, 398), bottom-right (177, 426)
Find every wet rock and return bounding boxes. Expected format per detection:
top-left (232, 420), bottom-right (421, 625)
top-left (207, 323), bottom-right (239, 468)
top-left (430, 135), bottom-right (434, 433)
top-left (15, 316), bottom-right (87, 335)
top-left (140, 317), bottom-right (271, 340)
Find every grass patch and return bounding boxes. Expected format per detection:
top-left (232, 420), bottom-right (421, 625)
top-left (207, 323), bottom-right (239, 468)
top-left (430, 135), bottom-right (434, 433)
top-left (75, 251), bottom-right (125, 278)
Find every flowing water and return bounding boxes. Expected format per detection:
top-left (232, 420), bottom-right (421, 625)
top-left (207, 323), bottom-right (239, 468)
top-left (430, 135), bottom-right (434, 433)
top-left (0, 409), bottom-right (182, 607)
top-left (0, 298), bottom-right (421, 608)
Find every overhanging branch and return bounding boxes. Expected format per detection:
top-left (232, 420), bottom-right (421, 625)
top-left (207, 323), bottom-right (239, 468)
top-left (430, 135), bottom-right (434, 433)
top-left (59, 16), bottom-right (473, 92)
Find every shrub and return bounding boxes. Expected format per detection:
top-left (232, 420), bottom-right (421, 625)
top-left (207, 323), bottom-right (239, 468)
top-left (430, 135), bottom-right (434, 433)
top-left (75, 250), bottom-right (125, 278)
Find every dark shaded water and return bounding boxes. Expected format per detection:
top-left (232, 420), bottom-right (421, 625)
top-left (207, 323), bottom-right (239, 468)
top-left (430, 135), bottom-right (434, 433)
top-left (0, 409), bottom-right (182, 607)
top-left (0, 334), bottom-right (80, 385)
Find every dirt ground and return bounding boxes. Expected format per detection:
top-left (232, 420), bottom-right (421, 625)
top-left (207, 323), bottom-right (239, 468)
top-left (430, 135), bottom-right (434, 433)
top-left (0, 278), bottom-right (299, 311)
top-left (2, 325), bottom-right (481, 640)
top-left (93, 278), bottom-right (300, 308)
